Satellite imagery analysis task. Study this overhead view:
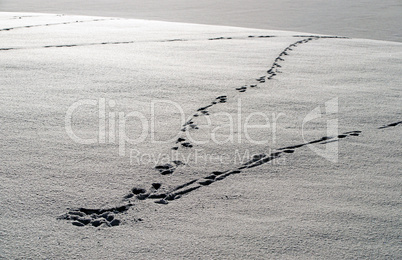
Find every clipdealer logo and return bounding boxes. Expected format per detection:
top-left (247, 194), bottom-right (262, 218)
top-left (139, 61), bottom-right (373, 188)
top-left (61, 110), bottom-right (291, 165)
top-left (65, 98), bottom-right (285, 156)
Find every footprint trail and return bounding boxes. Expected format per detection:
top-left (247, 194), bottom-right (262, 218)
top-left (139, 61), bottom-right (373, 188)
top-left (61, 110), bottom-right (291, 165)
top-left (60, 125), bottom-right (383, 228)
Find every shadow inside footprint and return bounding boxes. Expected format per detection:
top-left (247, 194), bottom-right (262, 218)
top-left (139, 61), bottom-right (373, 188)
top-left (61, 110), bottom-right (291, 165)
top-left (155, 164), bottom-right (176, 175)
top-left (199, 180), bottom-right (214, 186)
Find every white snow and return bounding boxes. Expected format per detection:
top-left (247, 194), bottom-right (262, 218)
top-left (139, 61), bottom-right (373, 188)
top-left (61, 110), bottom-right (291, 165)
top-left (0, 11), bottom-right (401, 259)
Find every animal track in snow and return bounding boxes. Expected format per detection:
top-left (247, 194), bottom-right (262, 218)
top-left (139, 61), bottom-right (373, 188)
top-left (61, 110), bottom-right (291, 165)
top-left (154, 36), bottom-right (344, 174)
top-left (57, 34), bottom-right (369, 228)
top-left (236, 86), bottom-right (247, 92)
top-left (0, 18), bottom-right (114, 32)
top-left (57, 204), bottom-right (137, 227)
top-left (172, 95), bottom-right (228, 152)
top-left (248, 35), bottom-right (275, 38)
top-left (0, 34), bottom-right (325, 52)
top-left (61, 119), bottom-right (402, 228)
top-left (293, 35), bottom-right (349, 39)
top-left (154, 160), bottom-right (185, 175)
top-left (378, 121), bottom-right (402, 129)
top-left (208, 37), bottom-right (232, 40)
top-left (277, 131), bottom-right (361, 151)
top-left (155, 164), bottom-right (176, 175)
top-left (121, 130), bottom-right (364, 208)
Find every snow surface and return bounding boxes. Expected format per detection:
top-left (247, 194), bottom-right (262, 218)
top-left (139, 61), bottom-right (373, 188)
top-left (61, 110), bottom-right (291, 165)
top-left (0, 12), bottom-right (401, 259)
top-left (1, 0), bottom-right (401, 42)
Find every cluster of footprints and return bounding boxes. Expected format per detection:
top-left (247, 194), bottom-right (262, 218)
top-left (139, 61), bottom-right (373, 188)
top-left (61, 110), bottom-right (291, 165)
top-left (57, 204), bottom-right (134, 227)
